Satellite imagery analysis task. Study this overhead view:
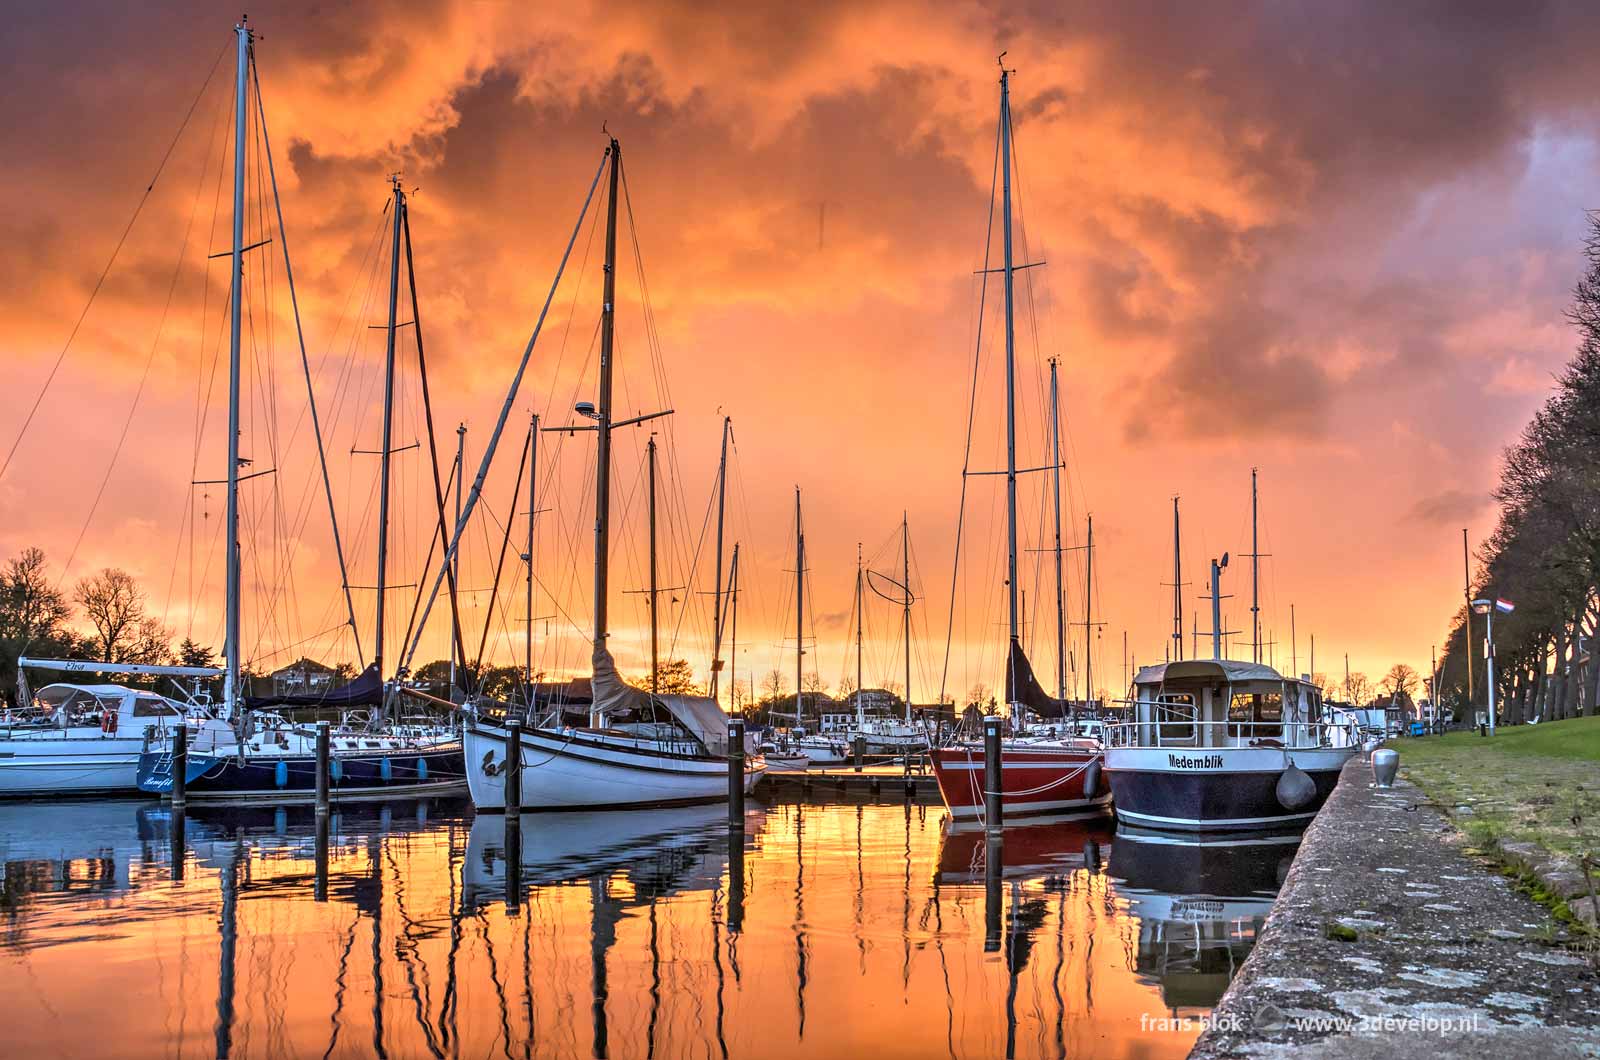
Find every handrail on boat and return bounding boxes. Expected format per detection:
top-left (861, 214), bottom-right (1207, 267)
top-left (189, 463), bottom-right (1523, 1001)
top-left (1102, 718), bottom-right (1361, 750)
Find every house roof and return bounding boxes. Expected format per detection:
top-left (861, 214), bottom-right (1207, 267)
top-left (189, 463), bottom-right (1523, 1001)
top-left (269, 657), bottom-right (336, 681)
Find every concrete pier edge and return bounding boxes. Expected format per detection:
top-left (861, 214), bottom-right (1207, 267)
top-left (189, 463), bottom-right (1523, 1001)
top-left (1188, 756), bottom-right (1599, 1059)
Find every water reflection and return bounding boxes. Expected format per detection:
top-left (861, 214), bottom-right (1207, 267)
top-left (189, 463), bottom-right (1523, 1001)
top-left (1108, 826), bottom-right (1300, 1013)
top-left (1, 798), bottom-right (1288, 1059)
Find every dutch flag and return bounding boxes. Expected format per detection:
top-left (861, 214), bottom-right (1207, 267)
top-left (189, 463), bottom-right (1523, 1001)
top-left (1495, 598), bottom-right (1515, 614)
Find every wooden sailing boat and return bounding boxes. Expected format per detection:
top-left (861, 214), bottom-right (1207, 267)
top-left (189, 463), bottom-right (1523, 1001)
top-left (929, 63), bottom-right (1112, 826)
top-left (463, 136), bottom-right (766, 810)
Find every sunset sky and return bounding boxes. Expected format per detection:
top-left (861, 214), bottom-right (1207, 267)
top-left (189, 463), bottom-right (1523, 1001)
top-left (5, 1), bottom-right (1599, 704)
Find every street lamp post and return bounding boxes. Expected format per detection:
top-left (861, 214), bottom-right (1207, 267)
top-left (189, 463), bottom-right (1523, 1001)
top-left (1471, 597), bottom-right (1514, 736)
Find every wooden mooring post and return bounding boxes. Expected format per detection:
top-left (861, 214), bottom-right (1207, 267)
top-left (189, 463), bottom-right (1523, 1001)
top-left (315, 721), bottom-right (330, 815)
top-left (983, 715), bottom-right (1003, 836)
top-left (728, 718), bottom-right (745, 823)
top-left (505, 719), bottom-right (522, 817)
top-left (171, 724), bottom-right (188, 812)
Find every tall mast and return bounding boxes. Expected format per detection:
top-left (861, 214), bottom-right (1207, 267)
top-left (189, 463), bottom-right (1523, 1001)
top-left (1290, 603), bottom-right (1297, 677)
top-left (1250, 468), bottom-right (1260, 664)
top-left (223, 17), bottom-right (250, 715)
top-left (374, 175), bottom-right (404, 679)
top-left (1211, 557), bottom-right (1225, 661)
top-left (794, 488), bottom-right (804, 723)
top-left (647, 435), bottom-right (659, 696)
top-left (710, 416), bottom-right (731, 700)
top-left (855, 543), bottom-right (865, 728)
top-left (1172, 497), bottom-right (1184, 661)
top-left (449, 423), bottom-right (465, 700)
top-left (593, 138), bottom-right (621, 659)
top-left (1049, 359), bottom-right (1066, 702)
top-left (525, 413), bottom-right (538, 700)
top-left (1083, 514), bottom-right (1094, 706)
top-left (729, 543), bottom-right (740, 713)
top-left (903, 513), bottom-right (913, 725)
top-left (999, 65), bottom-right (1022, 711)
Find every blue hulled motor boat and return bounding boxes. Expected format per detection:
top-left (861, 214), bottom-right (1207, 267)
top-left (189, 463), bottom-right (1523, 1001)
top-left (1103, 659), bottom-right (1361, 832)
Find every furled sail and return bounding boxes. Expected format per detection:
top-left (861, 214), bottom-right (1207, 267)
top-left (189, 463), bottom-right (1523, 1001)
top-left (590, 645), bottom-right (733, 755)
top-left (1003, 637), bottom-right (1072, 719)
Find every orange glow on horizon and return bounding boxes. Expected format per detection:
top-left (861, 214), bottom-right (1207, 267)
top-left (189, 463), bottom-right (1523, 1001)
top-left (5, 3), bottom-right (1591, 701)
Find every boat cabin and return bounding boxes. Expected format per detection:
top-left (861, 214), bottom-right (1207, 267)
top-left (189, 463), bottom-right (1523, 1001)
top-left (1118, 660), bottom-right (1329, 750)
top-left (11, 683), bottom-right (182, 732)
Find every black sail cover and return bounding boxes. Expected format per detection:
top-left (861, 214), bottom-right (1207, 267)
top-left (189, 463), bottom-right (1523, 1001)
top-left (1004, 638), bottom-right (1071, 719)
top-left (245, 663), bottom-right (384, 710)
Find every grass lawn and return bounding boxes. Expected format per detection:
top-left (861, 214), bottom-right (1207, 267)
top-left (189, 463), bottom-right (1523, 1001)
top-left (1398, 715), bottom-right (1600, 860)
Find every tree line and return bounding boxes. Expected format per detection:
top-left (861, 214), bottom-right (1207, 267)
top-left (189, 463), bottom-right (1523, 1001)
top-left (1436, 216), bottom-right (1600, 725)
top-left (0, 547), bottom-right (221, 705)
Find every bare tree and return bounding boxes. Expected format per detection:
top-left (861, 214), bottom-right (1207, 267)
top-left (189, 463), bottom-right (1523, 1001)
top-left (1343, 671), bottom-right (1373, 705)
top-left (1, 547), bottom-right (73, 704)
top-left (760, 669), bottom-right (789, 703)
top-left (1381, 663), bottom-right (1419, 700)
top-left (129, 617), bottom-right (173, 667)
top-left (73, 568), bottom-right (163, 664)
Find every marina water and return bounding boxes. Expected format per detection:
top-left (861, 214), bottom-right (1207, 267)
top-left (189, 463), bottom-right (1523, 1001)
top-left (1, 796), bottom-right (1293, 1058)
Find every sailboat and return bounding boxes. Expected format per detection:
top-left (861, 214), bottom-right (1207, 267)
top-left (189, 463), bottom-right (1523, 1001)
top-left (769, 489), bottom-right (849, 766)
top-left (0, 659), bottom-right (232, 796)
top-left (463, 135), bottom-right (765, 811)
top-left (929, 64), bottom-right (1113, 826)
top-left (851, 514), bottom-right (932, 756)
top-left (135, 21), bottom-right (463, 803)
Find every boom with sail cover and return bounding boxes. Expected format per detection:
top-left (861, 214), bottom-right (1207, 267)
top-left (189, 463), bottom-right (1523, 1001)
top-left (589, 646), bottom-right (734, 757)
top-left (244, 663), bottom-right (384, 711)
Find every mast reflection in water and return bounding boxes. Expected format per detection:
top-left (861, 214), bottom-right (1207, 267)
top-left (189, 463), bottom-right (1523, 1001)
top-left (0, 798), bottom-right (1287, 1058)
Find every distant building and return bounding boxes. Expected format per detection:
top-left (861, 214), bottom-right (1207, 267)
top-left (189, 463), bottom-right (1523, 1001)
top-left (853, 688), bottom-right (901, 713)
top-left (270, 658), bottom-right (335, 698)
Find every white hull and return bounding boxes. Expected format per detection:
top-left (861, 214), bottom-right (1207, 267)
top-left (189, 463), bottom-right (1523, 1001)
top-left (799, 738), bottom-right (850, 765)
top-left (465, 723), bottom-right (765, 811)
top-left (0, 734), bottom-right (149, 795)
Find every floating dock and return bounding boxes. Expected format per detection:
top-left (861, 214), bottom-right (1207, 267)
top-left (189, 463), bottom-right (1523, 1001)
top-left (757, 765), bottom-right (941, 801)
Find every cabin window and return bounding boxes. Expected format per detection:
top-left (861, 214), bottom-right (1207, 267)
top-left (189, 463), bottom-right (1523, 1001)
top-left (1156, 693), bottom-right (1195, 742)
top-left (1229, 691), bottom-right (1283, 737)
top-left (132, 697), bottom-right (177, 717)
